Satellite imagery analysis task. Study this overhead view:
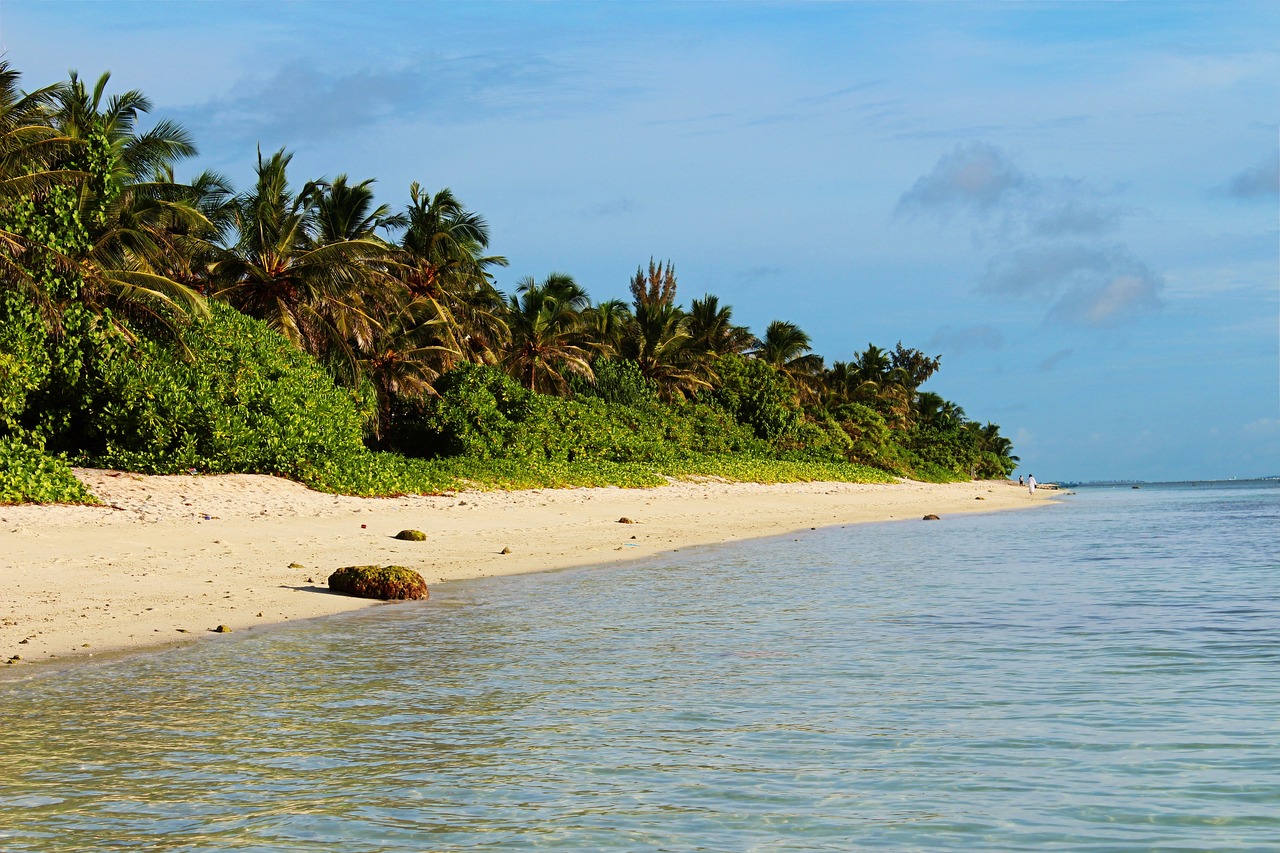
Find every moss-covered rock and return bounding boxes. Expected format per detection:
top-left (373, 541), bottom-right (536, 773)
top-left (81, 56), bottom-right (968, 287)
top-left (328, 565), bottom-right (429, 601)
top-left (394, 529), bottom-right (427, 541)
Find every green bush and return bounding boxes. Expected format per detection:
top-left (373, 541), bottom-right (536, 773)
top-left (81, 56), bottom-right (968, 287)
top-left (0, 436), bottom-right (96, 505)
top-left (777, 411), bottom-right (855, 463)
top-left (27, 302), bottom-right (372, 478)
top-left (706, 354), bottom-right (801, 442)
top-left (398, 362), bottom-right (766, 465)
top-left (570, 358), bottom-right (658, 407)
top-left (0, 292), bottom-right (50, 436)
top-left (902, 424), bottom-right (980, 481)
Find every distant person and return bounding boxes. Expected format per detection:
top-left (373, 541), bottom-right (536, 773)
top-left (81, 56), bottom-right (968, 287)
top-left (1027, 474), bottom-right (1037, 495)
top-left (1018, 475), bottom-right (1024, 486)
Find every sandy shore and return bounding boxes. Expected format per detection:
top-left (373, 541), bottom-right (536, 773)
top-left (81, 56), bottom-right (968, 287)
top-left (1, 471), bottom-right (1055, 671)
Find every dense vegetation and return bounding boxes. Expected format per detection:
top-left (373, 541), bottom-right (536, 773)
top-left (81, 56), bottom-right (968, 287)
top-left (0, 62), bottom-right (1017, 504)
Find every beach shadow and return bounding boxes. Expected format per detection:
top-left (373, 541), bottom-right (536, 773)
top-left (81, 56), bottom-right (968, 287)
top-left (279, 584), bottom-right (344, 596)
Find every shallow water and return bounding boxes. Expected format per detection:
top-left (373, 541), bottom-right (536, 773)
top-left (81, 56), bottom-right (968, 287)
top-left (2, 481), bottom-right (1278, 851)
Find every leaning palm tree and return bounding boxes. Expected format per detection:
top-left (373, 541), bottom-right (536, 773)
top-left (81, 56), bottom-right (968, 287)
top-left (211, 148), bottom-right (398, 365)
top-left (502, 272), bottom-right (593, 394)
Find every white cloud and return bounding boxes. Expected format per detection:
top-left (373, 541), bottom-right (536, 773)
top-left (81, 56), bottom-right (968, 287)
top-left (984, 243), bottom-right (1163, 327)
top-left (896, 142), bottom-right (1027, 215)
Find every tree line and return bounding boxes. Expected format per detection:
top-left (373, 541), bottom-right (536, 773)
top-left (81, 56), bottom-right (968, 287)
top-left (0, 62), bottom-right (1017, 502)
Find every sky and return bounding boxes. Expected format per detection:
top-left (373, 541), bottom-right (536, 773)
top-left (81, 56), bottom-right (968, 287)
top-left (3, 1), bottom-right (1277, 482)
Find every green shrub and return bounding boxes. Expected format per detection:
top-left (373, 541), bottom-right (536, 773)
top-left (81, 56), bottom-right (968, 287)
top-left (570, 358), bottom-right (658, 407)
top-left (0, 436), bottom-right (96, 505)
top-left (28, 302), bottom-right (371, 479)
top-left (905, 423), bottom-right (980, 480)
top-left (777, 411), bottom-right (855, 463)
top-left (0, 292), bottom-right (50, 436)
top-left (706, 354), bottom-right (801, 442)
top-left (398, 362), bottom-right (766, 466)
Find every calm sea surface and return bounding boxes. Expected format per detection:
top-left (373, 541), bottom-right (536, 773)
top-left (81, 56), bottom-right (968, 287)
top-left (2, 480), bottom-right (1278, 851)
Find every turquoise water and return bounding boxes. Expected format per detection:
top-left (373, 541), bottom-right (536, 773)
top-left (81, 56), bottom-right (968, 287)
top-left (2, 481), bottom-right (1278, 851)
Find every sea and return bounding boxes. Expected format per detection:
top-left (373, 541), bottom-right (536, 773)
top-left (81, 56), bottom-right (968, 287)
top-left (1, 479), bottom-right (1277, 852)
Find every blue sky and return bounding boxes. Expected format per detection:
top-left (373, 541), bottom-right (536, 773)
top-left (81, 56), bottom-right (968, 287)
top-left (4, 1), bottom-right (1277, 481)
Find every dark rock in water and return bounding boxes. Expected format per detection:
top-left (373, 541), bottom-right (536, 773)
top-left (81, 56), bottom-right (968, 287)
top-left (618, 517), bottom-right (635, 524)
top-left (923, 514), bottom-right (940, 521)
top-left (1132, 485), bottom-right (1141, 489)
top-left (328, 566), bottom-right (429, 601)
top-left (395, 529), bottom-right (427, 541)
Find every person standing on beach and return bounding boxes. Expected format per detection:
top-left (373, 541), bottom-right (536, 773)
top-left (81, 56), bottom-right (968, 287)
top-left (1027, 474), bottom-right (1036, 495)
top-left (1018, 475), bottom-right (1024, 486)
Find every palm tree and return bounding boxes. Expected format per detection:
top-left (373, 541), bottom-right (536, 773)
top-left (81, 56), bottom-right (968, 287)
top-left (396, 182), bottom-right (509, 366)
top-left (914, 391), bottom-right (965, 428)
top-left (754, 319), bottom-right (824, 400)
top-left (502, 272), bottom-right (593, 394)
top-left (314, 174), bottom-right (400, 243)
top-left (0, 62), bottom-right (78, 298)
top-left (212, 148), bottom-right (397, 366)
top-left (621, 258), bottom-right (711, 400)
top-left (580, 298), bottom-right (632, 359)
top-left (686, 294), bottom-right (757, 356)
top-left (33, 68), bottom-right (211, 332)
top-left (146, 166), bottom-right (236, 294)
top-left (623, 298), bottom-right (710, 400)
top-left (355, 295), bottom-right (457, 444)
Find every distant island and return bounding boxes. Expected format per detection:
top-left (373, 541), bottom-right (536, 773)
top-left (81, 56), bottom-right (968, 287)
top-left (0, 61), bottom-right (1018, 504)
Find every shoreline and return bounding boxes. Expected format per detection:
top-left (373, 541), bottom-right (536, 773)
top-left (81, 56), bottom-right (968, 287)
top-left (1, 470), bottom-right (1056, 674)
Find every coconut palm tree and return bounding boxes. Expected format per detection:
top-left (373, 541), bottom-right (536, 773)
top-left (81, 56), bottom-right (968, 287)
top-left (620, 258), bottom-right (711, 399)
top-left (580, 298), bottom-right (632, 359)
top-left (355, 295), bottom-right (457, 444)
top-left (686, 294), bottom-right (757, 356)
top-left (396, 182), bottom-right (508, 366)
top-left (314, 174), bottom-right (401, 244)
top-left (0, 62), bottom-right (78, 298)
top-left (28, 68), bottom-right (212, 332)
top-left (754, 319), bottom-right (824, 400)
top-left (212, 148), bottom-right (397, 365)
top-left (502, 272), bottom-right (594, 394)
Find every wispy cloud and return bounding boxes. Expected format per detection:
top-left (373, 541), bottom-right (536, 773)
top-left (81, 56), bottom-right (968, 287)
top-left (581, 199), bottom-right (637, 218)
top-left (983, 243), bottom-right (1163, 327)
top-left (901, 142), bottom-right (1160, 327)
top-left (1038, 348), bottom-right (1073, 372)
top-left (1225, 154), bottom-right (1279, 200)
top-left (896, 142), bottom-right (1027, 214)
top-left (928, 323), bottom-right (1005, 355)
top-left (739, 265), bottom-right (784, 281)
top-left (172, 51), bottom-right (637, 147)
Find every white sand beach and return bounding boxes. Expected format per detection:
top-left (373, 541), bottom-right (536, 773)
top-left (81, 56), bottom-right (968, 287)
top-left (0, 471), bottom-right (1054, 670)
